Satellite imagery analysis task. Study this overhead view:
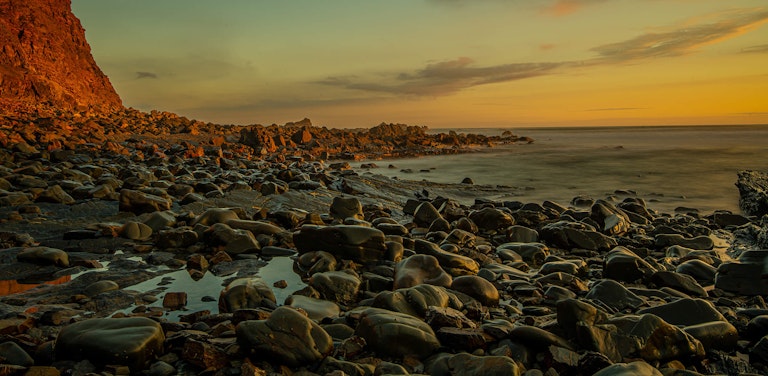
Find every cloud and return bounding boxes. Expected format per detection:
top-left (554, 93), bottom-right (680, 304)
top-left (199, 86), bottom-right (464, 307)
top-left (319, 57), bottom-right (571, 97)
top-left (741, 44), bottom-right (768, 53)
top-left (591, 9), bottom-right (768, 62)
top-left (135, 71), bottom-right (158, 79)
top-left (585, 107), bottom-right (647, 112)
top-left (316, 8), bottom-right (768, 99)
top-left (542, 0), bottom-right (610, 16)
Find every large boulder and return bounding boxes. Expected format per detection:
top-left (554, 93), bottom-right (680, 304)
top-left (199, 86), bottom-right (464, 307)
top-left (354, 307), bottom-right (440, 359)
top-left (413, 239), bottom-right (479, 275)
top-left (540, 221), bottom-right (617, 251)
top-left (590, 200), bottom-right (631, 236)
top-left (16, 246), bottom-right (69, 267)
top-left (236, 306), bottom-right (333, 367)
top-left (218, 277), bottom-right (276, 313)
top-left (373, 284), bottom-right (462, 317)
top-left (736, 170), bottom-right (768, 216)
top-left (54, 317), bottom-right (164, 370)
top-left (603, 246), bottom-right (656, 283)
top-left (309, 271), bottom-right (361, 305)
top-left (715, 250), bottom-right (768, 295)
top-left (394, 254), bottom-right (452, 289)
top-left (294, 225), bottom-right (388, 264)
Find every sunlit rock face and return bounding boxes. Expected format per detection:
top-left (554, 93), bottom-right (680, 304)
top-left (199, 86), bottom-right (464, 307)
top-left (0, 0), bottom-right (122, 111)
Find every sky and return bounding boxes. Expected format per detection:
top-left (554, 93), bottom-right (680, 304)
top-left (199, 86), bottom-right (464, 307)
top-left (71, 0), bottom-right (768, 128)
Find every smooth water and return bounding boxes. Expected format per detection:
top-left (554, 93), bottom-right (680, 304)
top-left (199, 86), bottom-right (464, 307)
top-left (363, 125), bottom-right (768, 214)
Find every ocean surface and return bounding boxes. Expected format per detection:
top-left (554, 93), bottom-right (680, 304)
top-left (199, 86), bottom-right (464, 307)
top-left (356, 125), bottom-right (768, 214)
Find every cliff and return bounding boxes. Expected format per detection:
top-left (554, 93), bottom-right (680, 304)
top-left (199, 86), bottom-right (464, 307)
top-left (0, 0), bottom-right (122, 112)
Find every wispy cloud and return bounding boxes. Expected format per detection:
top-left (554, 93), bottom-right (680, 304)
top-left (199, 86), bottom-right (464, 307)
top-left (542, 0), bottom-right (609, 16)
top-left (585, 107), bottom-right (647, 112)
top-left (319, 57), bottom-right (571, 97)
top-left (741, 44), bottom-right (768, 53)
top-left (592, 9), bottom-right (768, 62)
top-left (136, 71), bottom-right (158, 79)
top-left (316, 8), bottom-right (768, 99)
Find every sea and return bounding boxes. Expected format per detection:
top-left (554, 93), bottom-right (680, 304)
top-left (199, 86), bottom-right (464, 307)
top-left (355, 125), bottom-right (768, 215)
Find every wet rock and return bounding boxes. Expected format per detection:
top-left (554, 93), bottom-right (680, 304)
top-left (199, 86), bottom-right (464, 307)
top-left (608, 314), bottom-right (705, 361)
top-left (286, 295), bottom-right (340, 322)
top-left (17, 246), bottom-right (69, 267)
top-left (204, 223), bottom-right (260, 255)
top-left (119, 189), bottom-right (171, 214)
top-left (714, 250), bottom-right (768, 295)
top-left (84, 280), bottom-right (119, 297)
top-left (506, 225), bottom-right (539, 243)
top-left (675, 259), bottom-right (717, 286)
top-left (468, 207), bottom-right (515, 232)
top-left (649, 271), bottom-right (707, 297)
top-left (394, 254), bottom-right (452, 289)
top-left (0, 341), bottom-right (33, 367)
top-left (450, 275), bottom-right (500, 307)
top-left (413, 239), bottom-right (479, 276)
top-left (330, 196), bottom-right (364, 221)
top-left (373, 284), bottom-right (462, 317)
top-left (655, 234), bottom-right (714, 250)
top-left (54, 317), bottom-right (165, 370)
top-left (354, 307), bottom-right (440, 359)
top-left (309, 271), bottom-right (361, 305)
top-left (683, 321), bottom-right (738, 351)
top-left (156, 228), bottom-right (198, 249)
top-left (193, 207), bottom-right (241, 226)
top-left (120, 221), bottom-right (153, 241)
top-left (590, 199), bottom-right (631, 236)
top-left (594, 361), bottom-right (663, 376)
top-left (540, 221), bottom-right (617, 251)
top-left (736, 170), bottom-right (768, 217)
top-left (218, 277), bottom-right (276, 313)
top-left (603, 246), bottom-right (656, 283)
top-left (584, 279), bottom-right (644, 312)
top-left (497, 242), bottom-right (549, 267)
top-left (36, 185), bottom-right (75, 204)
top-left (425, 306), bottom-right (476, 329)
top-left (413, 202), bottom-right (443, 228)
top-left (297, 251), bottom-right (337, 276)
top-left (637, 298), bottom-right (725, 326)
top-left (508, 325), bottom-right (574, 351)
top-left (294, 225), bottom-right (388, 264)
top-left (430, 352), bottom-right (520, 376)
top-left (236, 306), bottom-right (334, 367)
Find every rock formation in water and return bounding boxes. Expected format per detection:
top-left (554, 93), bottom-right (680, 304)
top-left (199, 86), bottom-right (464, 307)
top-left (0, 0), bottom-right (122, 112)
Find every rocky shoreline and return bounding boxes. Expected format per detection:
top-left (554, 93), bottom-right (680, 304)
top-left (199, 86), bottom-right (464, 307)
top-left (1, 110), bottom-right (768, 376)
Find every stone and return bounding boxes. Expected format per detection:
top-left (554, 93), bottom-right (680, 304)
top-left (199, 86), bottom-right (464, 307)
top-left (413, 202), bottom-right (443, 228)
top-left (682, 321), bottom-right (738, 351)
top-left (204, 223), bottom-right (260, 255)
top-left (236, 306), bottom-right (334, 367)
top-left (84, 280), bottom-right (119, 297)
top-left (162, 292), bottom-right (187, 310)
top-left (608, 314), bottom-right (705, 361)
top-left (354, 307), bottom-right (440, 359)
top-left (508, 326), bottom-right (574, 351)
top-left (649, 271), bottom-right (707, 297)
top-left (143, 211), bottom-right (177, 231)
top-left (736, 170), bottom-right (768, 216)
top-left (414, 239), bottom-right (479, 275)
top-left (540, 220), bottom-right (617, 251)
top-left (36, 185), bottom-right (75, 204)
top-left (590, 199), bottom-right (631, 236)
top-left (497, 242), bottom-right (549, 267)
top-left (54, 317), bottom-right (165, 370)
top-left (468, 207), bottom-right (515, 232)
top-left (296, 251), bottom-right (337, 276)
top-left (394, 254), bottom-right (452, 289)
top-left (425, 306), bottom-right (476, 329)
top-left (584, 279), bottom-right (644, 312)
top-left (309, 271), bottom-right (361, 305)
top-left (218, 278), bottom-right (276, 313)
top-left (294, 225), bottom-right (388, 264)
top-left (17, 246), bottom-right (69, 267)
top-left (330, 196), bottom-right (364, 221)
top-left (0, 341), bottom-right (33, 367)
top-left (156, 228), bottom-right (198, 249)
top-left (675, 259), bottom-right (717, 285)
top-left (431, 352), bottom-right (520, 376)
top-left (120, 221), bottom-right (153, 241)
top-left (603, 246), bottom-right (656, 283)
top-left (119, 189), bottom-right (171, 215)
top-left (506, 225), bottom-right (539, 242)
top-left (593, 362), bottom-right (663, 376)
top-left (637, 298), bottom-right (725, 326)
top-left (655, 234), bottom-right (714, 250)
top-left (286, 295), bottom-right (341, 322)
top-left (450, 275), bottom-right (500, 306)
top-left (373, 284), bottom-right (462, 317)
top-left (193, 207), bottom-right (241, 226)
top-left (714, 250), bottom-right (768, 295)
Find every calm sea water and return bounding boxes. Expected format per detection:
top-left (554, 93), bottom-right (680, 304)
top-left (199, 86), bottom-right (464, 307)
top-left (359, 125), bottom-right (768, 214)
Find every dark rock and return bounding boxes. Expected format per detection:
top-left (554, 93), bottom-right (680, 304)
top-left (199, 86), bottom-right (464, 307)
top-left (683, 321), bottom-right (738, 351)
top-left (431, 352), bottom-right (520, 376)
top-left (218, 277), bottom-right (276, 313)
top-left (414, 239), bottom-right (479, 275)
top-left (17, 246), bottom-right (69, 267)
top-left (590, 199), bottom-right (631, 236)
top-left (450, 275), bottom-right (500, 306)
top-left (714, 250), bottom-right (768, 295)
top-left (354, 307), bottom-right (440, 359)
top-left (54, 317), bottom-right (165, 370)
top-left (603, 246), bottom-right (656, 283)
top-left (330, 196), bottom-right (364, 221)
top-left (394, 254), bottom-right (452, 289)
top-left (309, 271), bottom-right (361, 305)
top-left (373, 284), bottom-right (462, 317)
top-left (637, 298), bottom-right (725, 326)
top-left (649, 271), bottom-right (707, 297)
top-left (584, 279), bottom-right (644, 312)
top-left (236, 306), bottom-right (334, 367)
top-left (593, 362), bottom-right (663, 376)
top-left (468, 207), bottom-right (515, 232)
top-left (286, 295), bottom-right (340, 322)
top-left (294, 225), bottom-right (388, 264)
top-left (119, 189), bottom-right (171, 214)
top-left (736, 170), bottom-right (768, 217)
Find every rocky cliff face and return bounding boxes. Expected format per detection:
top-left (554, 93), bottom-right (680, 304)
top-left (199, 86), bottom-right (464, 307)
top-left (0, 0), bottom-right (122, 112)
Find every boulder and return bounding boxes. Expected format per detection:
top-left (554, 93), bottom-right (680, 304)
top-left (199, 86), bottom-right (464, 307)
top-left (540, 221), bottom-right (617, 251)
top-left (373, 284), bottom-right (462, 317)
top-left (330, 196), bottom-right (364, 221)
top-left (285, 295), bottom-right (340, 322)
top-left (593, 362), bottom-right (663, 376)
top-left (413, 202), bottom-right (443, 228)
top-left (736, 170), bottom-right (768, 216)
top-left (17, 246), bottom-right (69, 267)
top-left (590, 199), bottom-right (631, 236)
top-left (584, 279), bottom-right (644, 312)
top-left (236, 306), bottom-right (333, 367)
top-left (204, 223), bottom-right (260, 255)
top-left (309, 271), bottom-right (361, 305)
top-left (394, 254), bottom-right (452, 289)
top-left (637, 298), bottom-right (725, 326)
top-left (603, 246), bottom-right (656, 283)
top-left (118, 189), bottom-right (171, 214)
top-left (294, 225), bottom-right (388, 264)
top-left (54, 317), bottom-right (165, 370)
top-left (430, 352), bottom-right (520, 376)
top-left (714, 250), bottom-right (768, 295)
top-left (413, 239), bottom-right (479, 275)
top-left (608, 314), bottom-right (705, 361)
top-left (451, 275), bottom-right (500, 307)
top-left (218, 277), bottom-right (276, 313)
top-left (468, 207), bottom-right (515, 232)
top-left (354, 307), bottom-right (440, 359)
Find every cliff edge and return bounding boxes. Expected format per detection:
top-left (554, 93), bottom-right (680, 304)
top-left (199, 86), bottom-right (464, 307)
top-left (0, 0), bottom-right (122, 112)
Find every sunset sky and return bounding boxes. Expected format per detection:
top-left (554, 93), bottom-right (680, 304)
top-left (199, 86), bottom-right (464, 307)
top-left (71, 0), bottom-right (768, 128)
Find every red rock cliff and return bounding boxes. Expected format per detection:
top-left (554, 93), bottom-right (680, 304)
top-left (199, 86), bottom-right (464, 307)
top-left (0, 0), bottom-right (122, 112)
